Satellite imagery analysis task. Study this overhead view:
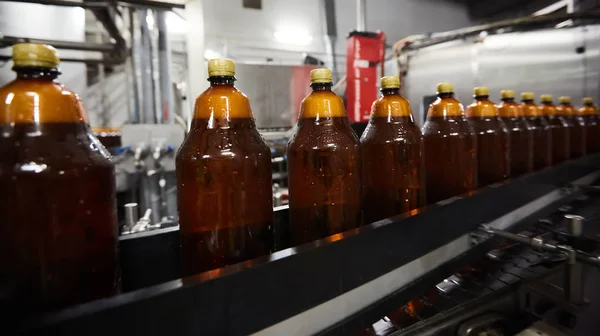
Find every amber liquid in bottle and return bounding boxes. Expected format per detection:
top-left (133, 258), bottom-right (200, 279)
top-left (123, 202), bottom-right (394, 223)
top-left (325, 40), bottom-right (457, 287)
top-left (557, 102), bottom-right (585, 158)
top-left (176, 73), bottom-right (273, 276)
top-left (0, 65), bottom-right (118, 313)
top-left (540, 102), bottom-right (570, 164)
top-left (360, 85), bottom-right (424, 224)
top-left (497, 98), bottom-right (534, 176)
top-left (422, 91), bottom-right (477, 205)
top-left (466, 94), bottom-right (510, 187)
top-left (579, 102), bottom-right (600, 154)
top-left (520, 100), bottom-right (552, 169)
top-left (287, 76), bottom-right (361, 246)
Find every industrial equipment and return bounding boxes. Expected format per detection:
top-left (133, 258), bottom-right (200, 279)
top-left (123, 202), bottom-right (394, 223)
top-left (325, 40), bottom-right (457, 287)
top-left (393, 14), bottom-right (600, 125)
top-left (12, 154), bottom-right (600, 336)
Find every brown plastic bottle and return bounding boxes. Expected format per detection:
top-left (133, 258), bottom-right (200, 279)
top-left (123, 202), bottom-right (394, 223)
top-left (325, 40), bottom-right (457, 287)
top-left (466, 87), bottom-right (510, 187)
top-left (360, 76), bottom-right (424, 224)
top-left (497, 90), bottom-right (534, 177)
top-left (520, 92), bottom-right (552, 170)
top-left (422, 83), bottom-right (477, 205)
top-left (0, 44), bottom-right (118, 313)
top-left (579, 97), bottom-right (600, 154)
top-left (539, 94), bottom-right (570, 164)
top-left (176, 59), bottom-right (273, 276)
top-left (287, 68), bottom-right (361, 246)
top-left (557, 96), bottom-right (586, 159)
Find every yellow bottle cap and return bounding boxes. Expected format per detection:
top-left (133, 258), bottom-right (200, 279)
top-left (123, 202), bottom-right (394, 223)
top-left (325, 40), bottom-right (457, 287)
top-left (540, 94), bottom-right (553, 103)
top-left (380, 76), bottom-right (400, 89)
top-left (437, 82), bottom-right (454, 94)
top-left (473, 86), bottom-right (489, 97)
top-left (521, 92), bottom-right (535, 101)
top-left (310, 68), bottom-right (333, 84)
top-left (559, 96), bottom-right (571, 104)
top-left (583, 97), bottom-right (594, 104)
top-left (12, 43), bottom-right (60, 69)
top-left (207, 58), bottom-right (235, 77)
top-left (500, 89), bottom-right (515, 99)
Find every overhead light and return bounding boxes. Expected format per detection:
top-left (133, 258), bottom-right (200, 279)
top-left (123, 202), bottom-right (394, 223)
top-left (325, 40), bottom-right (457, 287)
top-left (204, 49), bottom-right (221, 60)
top-left (274, 28), bottom-right (313, 46)
top-left (166, 11), bottom-right (187, 34)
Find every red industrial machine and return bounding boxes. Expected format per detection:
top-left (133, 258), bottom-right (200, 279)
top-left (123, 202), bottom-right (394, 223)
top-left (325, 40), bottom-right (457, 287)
top-left (345, 30), bottom-right (386, 124)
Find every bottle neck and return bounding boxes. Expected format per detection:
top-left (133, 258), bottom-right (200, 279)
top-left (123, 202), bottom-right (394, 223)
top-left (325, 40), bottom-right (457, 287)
top-left (522, 99), bottom-right (534, 104)
top-left (310, 82), bottom-right (332, 91)
top-left (501, 98), bottom-right (515, 103)
top-left (474, 95), bottom-right (489, 100)
top-left (585, 103), bottom-right (594, 107)
top-left (14, 66), bottom-right (60, 81)
top-left (560, 102), bottom-right (570, 107)
top-left (438, 92), bottom-right (453, 98)
top-left (541, 102), bottom-right (553, 106)
top-left (381, 88), bottom-right (400, 95)
top-left (209, 76), bottom-right (235, 86)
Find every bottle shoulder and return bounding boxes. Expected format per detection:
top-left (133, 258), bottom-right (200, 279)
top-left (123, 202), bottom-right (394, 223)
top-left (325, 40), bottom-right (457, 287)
top-left (194, 85), bottom-right (253, 119)
top-left (0, 78), bottom-right (85, 124)
top-left (300, 90), bottom-right (346, 118)
top-left (427, 97), bottom-right (464, 118)
top-left (372, 95), bottom-right (414, 118)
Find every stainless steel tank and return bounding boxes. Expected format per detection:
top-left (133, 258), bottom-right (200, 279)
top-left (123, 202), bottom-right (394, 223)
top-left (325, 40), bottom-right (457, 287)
top-left (398, 25), bottom-right (600, 125)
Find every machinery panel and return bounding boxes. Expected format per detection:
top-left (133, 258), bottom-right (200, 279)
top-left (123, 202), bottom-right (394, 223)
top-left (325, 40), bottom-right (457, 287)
top-left (404, 39), bottom-right (476, 125)
top-left (477, 27), bottom-right (586, 105)
top-left (235, 63), bottom-right (314, 129)
top-left (403, 25), bottom-right (600, 123)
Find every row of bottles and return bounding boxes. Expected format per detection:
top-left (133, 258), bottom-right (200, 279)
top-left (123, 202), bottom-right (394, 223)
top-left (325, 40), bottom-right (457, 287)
top-left (2, 43), bottom-right (600, 314)
top-left (425, 86), bottom-right (600, 207)
top-left (178, 61), bottom-right (600, 279)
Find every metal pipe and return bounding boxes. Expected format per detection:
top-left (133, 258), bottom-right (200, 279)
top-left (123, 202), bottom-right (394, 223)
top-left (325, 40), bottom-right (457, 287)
top-left (356, 0), bottom-right (366, 31)
top-left (124, 203), bottom-right (139, 231)
top-left (149, 10), bottom-right (162, 124)
top-left (565, 214), bottom-right (585, 304)
top-left (2, 0), bottom-right (109, 9)
top-left (156, 10), bottom-right (174, 124)
top-left (566, 214), bottom-right (583, 236)
top-left (137, 9), bottom-right (157, 124)
top-left (118, 0), bottom-right (184, 10)
top-left (480, 225), bottom-right (600, 267)
top-left (400, 12), bottom-right (600, 52)
top-left (323, 0), bottom-right (338, 81)
top-left (128, 8), bottom-right (142, 124)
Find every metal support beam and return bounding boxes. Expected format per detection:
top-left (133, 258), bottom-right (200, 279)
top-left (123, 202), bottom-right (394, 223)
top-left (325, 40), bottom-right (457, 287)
top-left (1, 0), bottom-right (184, 10)
top-left (533, 0), bottom-right (571, 16)
top-left (356, 0), bottom-right (366, 31)
top-left (0, 35), bottom-right (114, 52)
top-left (3, 0), bottom-right (109, 9)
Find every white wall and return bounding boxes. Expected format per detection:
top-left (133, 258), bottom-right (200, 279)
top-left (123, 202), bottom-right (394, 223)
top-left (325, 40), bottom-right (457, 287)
top-left (199, 0), bottom-right (473, 67)
top-left (202, 0), bottom-right (327, 64)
